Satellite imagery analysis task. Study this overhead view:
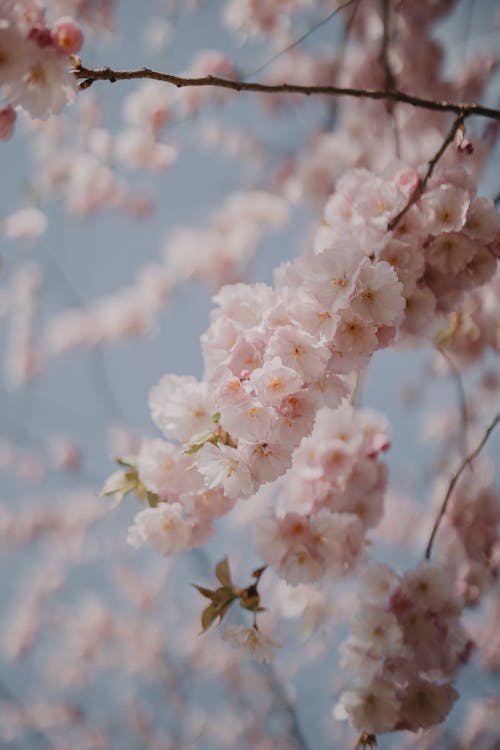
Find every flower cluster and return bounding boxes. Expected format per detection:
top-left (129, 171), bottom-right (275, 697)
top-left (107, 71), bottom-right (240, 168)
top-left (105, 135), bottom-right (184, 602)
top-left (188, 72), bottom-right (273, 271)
top-left (434, 459), bottom-right (500, 607)
top-left (337, 562), bottom-right (468, 734)
top-left (0, 1), bottom-right (83, 132)
top-left (254, 406), bottom-right (389, 584)
top-left (118, 161), bottom-right (498, 573)
top-left (124, 438), bottom-right (234, 556)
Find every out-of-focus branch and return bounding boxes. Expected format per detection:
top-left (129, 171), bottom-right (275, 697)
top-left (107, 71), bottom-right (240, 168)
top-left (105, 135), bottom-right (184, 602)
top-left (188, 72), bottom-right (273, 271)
top-left (439, 348), bottom-right (469, 458)
top-left (388, 114), bottom-right (464, 230)
top-left (72, 62), bottom-right (500, 121)
top-left (425, 413), bottom-right (500, 560)
top-left (380, 0), bottom-right (396, 93)
top-left (250, 0), bottom-right (358, 76)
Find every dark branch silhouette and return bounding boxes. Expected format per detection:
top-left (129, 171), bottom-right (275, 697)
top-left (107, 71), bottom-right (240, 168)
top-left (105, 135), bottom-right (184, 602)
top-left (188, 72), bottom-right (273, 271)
top-left (72, 62), bottom-right (500, 122)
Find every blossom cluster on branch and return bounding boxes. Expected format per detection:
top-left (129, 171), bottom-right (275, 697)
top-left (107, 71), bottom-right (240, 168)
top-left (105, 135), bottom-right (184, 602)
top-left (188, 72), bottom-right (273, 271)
top-left (1, 0), bottom-right (500, 748)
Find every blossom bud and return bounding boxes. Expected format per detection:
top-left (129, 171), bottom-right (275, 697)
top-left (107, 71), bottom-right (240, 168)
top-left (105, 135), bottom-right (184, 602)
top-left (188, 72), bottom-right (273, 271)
top-left (0, 106), bottom-right (16, 141)
top-left (52, 17), bottom-right (84, 54)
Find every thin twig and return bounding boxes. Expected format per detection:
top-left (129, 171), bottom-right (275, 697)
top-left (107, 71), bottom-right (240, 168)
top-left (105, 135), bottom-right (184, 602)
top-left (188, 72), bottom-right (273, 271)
top-left (380, 0), bottom-right (396, 94)
top-left (249, 0), bottom-right (357, 76)
top-left (439, 348), bottom-right (469, 459)
top-left (72, 63), bottom-right (500, 122)
top-left (425, 413), bottom-right (500, 560)
top-left (388, 114), bottom-right (464, 231)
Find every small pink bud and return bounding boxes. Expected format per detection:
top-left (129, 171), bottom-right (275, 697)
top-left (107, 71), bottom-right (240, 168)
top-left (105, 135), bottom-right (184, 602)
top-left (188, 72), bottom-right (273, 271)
top-left (28, 26), bottom-right (54, 47)
top-left (52, 16), bottom-right (84, 54)
top-left (0, 106), bottom-right (16, 141)
top-left (457, 138), bottom-right (474, 155)
top-left (240, 369), bottom-right (251, 380)
top-left (454, 123), bottom-right (474, 155)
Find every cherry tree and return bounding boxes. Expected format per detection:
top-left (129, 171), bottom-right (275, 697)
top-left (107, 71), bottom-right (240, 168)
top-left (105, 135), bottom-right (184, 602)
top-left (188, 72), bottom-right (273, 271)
top-left (1, 1), bottom-right (500, 749)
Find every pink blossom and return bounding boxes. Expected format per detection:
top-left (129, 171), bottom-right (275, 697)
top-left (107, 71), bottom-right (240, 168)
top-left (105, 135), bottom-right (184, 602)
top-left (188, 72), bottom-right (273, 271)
top-left (338, 679), bottom-right (401, 733)
top-left (249, 356), bottom-right (303, 406)
top-left (351, 262), bottom-right (405, 326)
top-left (127, 502), bottom-right (191, 556)
top-left (197, 442), bottom-right (254, 499)
top-left (3, 207), bottom-right (47, 239)
top-left (266, 325), bottom-right (330, 382)
top-left (149, 374), bottom-right (216, 443)
top-left (222, 626), bottom-right (281, 663)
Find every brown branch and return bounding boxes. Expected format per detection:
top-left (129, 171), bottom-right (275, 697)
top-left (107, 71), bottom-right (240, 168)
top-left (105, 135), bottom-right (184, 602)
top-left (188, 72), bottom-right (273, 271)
top-left (388, 114), bottom-right (464, 231)
top-left (71, 62), bottom-right (500, 121)
top-left (425, 413), bottom-right (500, 560)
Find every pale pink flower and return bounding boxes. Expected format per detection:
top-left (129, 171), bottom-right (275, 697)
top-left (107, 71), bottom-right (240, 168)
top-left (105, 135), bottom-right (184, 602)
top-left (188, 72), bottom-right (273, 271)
top-left (400, 680), bottom-right (459, 731)
top-left (310, 374), bottom-right (349, 408)
top-left (349, 605), bottom-right (404, 658)
top-left (241, 441), bottom-right (292, 485)
top-left (114, 129), bottom-right (177, 171)
top-left (334, 311), bottom-right (378, 354)
top-left (401, 561), bottom-right (455, 613)
top-left (5, 44), bottom-right (77, 117)
top-left (306, 246), bottom-right (362, 310)
top-left (3, 207), bottom-right (47, 239)
top-left (351, 262), bottom-right (405, 326)
top-left (310, 511), bottom-right (365, 574)
top-left (266, 325), bottom-right (330, 381)
top-left (136, 439), bottom-right (194, 499)
top-left (464, 197), bottom-right (500, 242)
top-left (222, 626), bottom-right (281, 663)
top-left (127, 502), bottom-right (191, 556)
top-left (0, 23), bottom-right (29, 86)
top-left (122, 80), bottom-right (172, 134)
top-left (279, 544), bottom-right (325, 585)
top-left (427, 232), bottom-right (476, 275)
top-left (421, 185), bottom-right (470, 234)
top-left (353, 176), bottom-right (406, 230)
top-left (275, 389), bottom-right (316, 447)
top-left (149, 374), bottom-right (216, 443)
top-left (254, 513), bottom-right (289, 568)
top-left (338, 679), bottom-right (400, 733)
top-left (358, 564), bottom-right (401, 606)
top-left (219, 398), bottom-right (276, 443)
top-left (249, 356), bottom-right (303, 406)
top-left (197, 442), bottom-right (254, 499)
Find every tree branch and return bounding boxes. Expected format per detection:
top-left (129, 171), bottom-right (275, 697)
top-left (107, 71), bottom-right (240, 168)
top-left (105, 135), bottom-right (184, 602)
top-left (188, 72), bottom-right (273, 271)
top-left (71, 63), bottom-right (500, 121)
top-left (425, 413), bottom-right (500, 560)
top-left (388, 114), bottom-right (464, 231)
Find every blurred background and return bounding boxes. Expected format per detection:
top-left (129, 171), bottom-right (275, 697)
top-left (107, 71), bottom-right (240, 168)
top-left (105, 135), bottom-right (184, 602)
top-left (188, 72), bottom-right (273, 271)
top-left (0, 2), bottom-right (499, 749)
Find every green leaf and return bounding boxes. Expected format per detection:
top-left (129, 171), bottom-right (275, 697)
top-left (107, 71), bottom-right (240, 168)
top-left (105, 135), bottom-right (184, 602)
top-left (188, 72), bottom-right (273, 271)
top-left (201, 604), bottom-right (218, 632)
top-left (212, 412), bottom-right (221, 423)
top-left (215, 557), bottom-right (232, 588)
top-left (192, 584), bottom-right (215, 600)
top-left (146, 491), bottom-right (159, 508)
top-left (115, 456), bottom-right (136, 469)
